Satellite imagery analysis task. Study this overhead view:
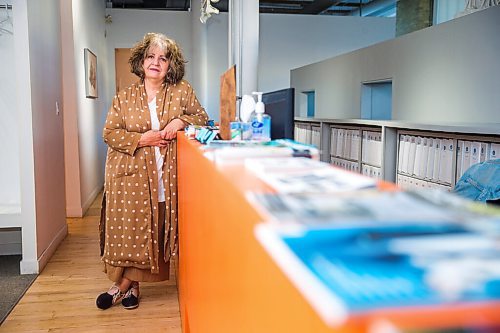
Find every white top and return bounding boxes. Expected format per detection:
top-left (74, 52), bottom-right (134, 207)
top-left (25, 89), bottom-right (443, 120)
top-left (148, 97), bottom-right (166, 202)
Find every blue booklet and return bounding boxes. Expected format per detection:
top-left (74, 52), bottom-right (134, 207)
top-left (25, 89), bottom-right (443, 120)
top-left (255, 220), bottom-right (500, 328)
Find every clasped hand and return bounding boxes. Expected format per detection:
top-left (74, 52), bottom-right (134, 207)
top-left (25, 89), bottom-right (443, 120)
top-left (138, 119), bottom-right (186, 148)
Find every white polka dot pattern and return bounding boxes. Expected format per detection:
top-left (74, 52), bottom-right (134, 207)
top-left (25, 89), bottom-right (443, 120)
top-left (101, 80), bottom-right (208, 273)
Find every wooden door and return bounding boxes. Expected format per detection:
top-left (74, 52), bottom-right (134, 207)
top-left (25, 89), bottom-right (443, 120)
top-left (115, 48), bottom-right (140, 93)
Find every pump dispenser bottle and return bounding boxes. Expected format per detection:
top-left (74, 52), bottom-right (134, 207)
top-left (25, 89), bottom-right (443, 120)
top-left (250, 92), bottom-right (271, 141)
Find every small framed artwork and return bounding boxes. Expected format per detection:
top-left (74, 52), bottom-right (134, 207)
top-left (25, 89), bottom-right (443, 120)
top-left (84, 48), bottom-right (98, 98)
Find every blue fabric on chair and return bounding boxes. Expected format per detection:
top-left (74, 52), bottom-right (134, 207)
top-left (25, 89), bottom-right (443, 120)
top-left (453, 159), bottom-right (500, 202)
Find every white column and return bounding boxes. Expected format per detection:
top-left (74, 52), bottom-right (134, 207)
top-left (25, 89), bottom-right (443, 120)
top-left (228, 0), bottom-right (259, 97)
top-left (13, 0), bottom-right (39, 274)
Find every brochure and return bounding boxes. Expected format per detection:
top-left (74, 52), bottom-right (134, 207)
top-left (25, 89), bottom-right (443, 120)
top-left (248, 189), bottom-right (500, 226)
top-left (244, 156), bottom-right (328, 175)
top-left (203, 139), bottom-right (320, 166)
top-left (255, 218), bottom-right (500, 328)
top-left (254, 166), bottom-right (376, 194)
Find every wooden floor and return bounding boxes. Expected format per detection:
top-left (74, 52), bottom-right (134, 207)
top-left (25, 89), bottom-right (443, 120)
top-left (0, 193), bottom-right (181, 333)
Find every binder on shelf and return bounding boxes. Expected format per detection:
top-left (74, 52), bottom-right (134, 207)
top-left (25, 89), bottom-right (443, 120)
top-left (398, 135), bottom-right (405, 172)
top-left (374, 132), bottom-right (382, 167)
top-left (351, 130), bottom-right (360, 161)
top-left (489, 142), bottom-right (499, 160)
top-left (462, 141), bottom-right (471, 174)
top-left (330, 128), bottom-right (337, 157)
top-left (480, 142), bottom-right (489, 163)
top-left (305, 126), bottom-right (312, 145)
top-left (432, 139), bottom-right (441, 183)
top-left (407, 136), bottom-right (417, 176)
top-left (400, 135), bottom-right (410, 174)
top-left (470, 141), bottom-right (481, 168)
top-left (425, 138), bottom-right (435, 180)
top-left (413, 137), bottom-right (423, 177)
top-left (419, 138), bottom-right (429, 178)
top-left (337, 129), bottom-right (344, 159)
top-left (456, 140), bottom-right (464, 180)
top-left (396, 174), bottom-right (404, 189)
top-left (353, 162), bottom-right (360, 173)
top-left (311, 126), bottom-right (321, 149)
top-left (369, 131), bottom-right (376, 166)
top-left (368, 131), bottom-right (376, 166)
top-left (438, 139), bottom-right (453, 185)
top-left (346, 130), bottom-right (353, 160)
top-left (363, 165), bottom-right (370, 177)
top-left (361, 131), bottom-right (371, 163)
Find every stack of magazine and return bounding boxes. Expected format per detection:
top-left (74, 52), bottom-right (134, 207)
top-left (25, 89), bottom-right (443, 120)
top-left (202, 139), bottom-right (320, 166)
top-left (249, 165), bottom-right (500, 330)
top-left (244, 156), bottom-right (376, 193)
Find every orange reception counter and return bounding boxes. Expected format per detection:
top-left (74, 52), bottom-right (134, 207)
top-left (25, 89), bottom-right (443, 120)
top-left (176, 134), bottom-right (500, 333)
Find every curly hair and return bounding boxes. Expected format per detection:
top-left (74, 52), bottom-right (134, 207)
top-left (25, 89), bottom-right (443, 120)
top-left (129, 32), bottom-right (186, 85)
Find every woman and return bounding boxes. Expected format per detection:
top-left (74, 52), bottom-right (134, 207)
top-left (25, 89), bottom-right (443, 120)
top-left (96, 33), bottom-right (208, 310)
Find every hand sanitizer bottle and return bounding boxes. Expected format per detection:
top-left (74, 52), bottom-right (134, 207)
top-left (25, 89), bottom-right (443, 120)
top-left (250, 92), bottom-right (271, 141)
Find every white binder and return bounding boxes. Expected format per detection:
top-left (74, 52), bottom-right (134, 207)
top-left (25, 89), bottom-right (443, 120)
top-left (337, 129), bottom-right (344, 159)
top-left (361, 131), bottom-right (367, 163)
top-left (365, 132), bottom-right (373, 165)
top-left (432, 139), bottom-right (442, 183)
top-left (425, 138), bottom-right (435, 180)
top-left (490, 143), bottom-right (499, 160)
top-left (456, 140), bottom-right (464, 180)
top-left (413, 137), bottom-right (423, 177)
top-left (480, 142), bottom-right (489, 163)
top-left (407, 136), bottom-right (417, 176)
top-left (398, 135), bottom-right (405, 172)
top-left (351, 131), bottom-right (360, 161)
top-left (374, 132), bottom-right (382, 167)
top-left (330, 128), bottom-right (337, 158)
top-left (438, 139), bottom-right (453, 185)
top-left (462, 141), bottom-right (471, 173)
top-left (419, 138), bottom-right (429, 178)
top-left (401, 135), bottom-right (411, 174)
top-left (470, 141), bottom-right (481, 167)
top-left (344, 130), bottom-right (351, 160)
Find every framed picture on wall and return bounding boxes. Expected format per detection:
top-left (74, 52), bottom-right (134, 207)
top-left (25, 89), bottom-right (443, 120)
top-left (84, 48), bottom-right (98, 98)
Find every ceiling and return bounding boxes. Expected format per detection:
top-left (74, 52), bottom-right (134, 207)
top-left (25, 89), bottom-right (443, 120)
top-left (107, 0), bottom-right (395, 16)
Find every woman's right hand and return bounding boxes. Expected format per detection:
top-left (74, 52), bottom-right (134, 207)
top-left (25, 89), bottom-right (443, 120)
top-left (138, 130), bottom-right (169, 148)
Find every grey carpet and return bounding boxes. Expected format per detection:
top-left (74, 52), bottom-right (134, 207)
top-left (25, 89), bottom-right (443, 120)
top-left (0, 255), bottom-right (37, 325)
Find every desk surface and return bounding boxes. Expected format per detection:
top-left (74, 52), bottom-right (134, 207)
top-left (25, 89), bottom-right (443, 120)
top-left (176, 134), bottom-right (500, 333)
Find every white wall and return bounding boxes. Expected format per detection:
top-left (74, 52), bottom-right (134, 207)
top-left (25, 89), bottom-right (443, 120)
top-left (105, 8), bottom-right (194, 86)
top-left (203, 13), bottom-right (394, 121)
top-left (258, 14), bottom-right (395, 93)
top-left (205, 13), bottom-right (229, 119)
top-left (61, 0), bottom-right (81, 217)
top-left (291, 5), bottom-right (500, 124)
top-left (103, 10), bottom-right (395, 122)
top-left (12, 0), bottom-right (67, 273)
top-left (0, 5), bottom-right (21, 216)
top-left (63, 0), bottom-right (109, 217)
top-left (191, 1), bottom-right (209, 113)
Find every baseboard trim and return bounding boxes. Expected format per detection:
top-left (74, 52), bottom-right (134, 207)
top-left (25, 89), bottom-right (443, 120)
top-left (20, 259), bottom-right (38, 274)
top-left (37, 223), bottom-right (68, 273)
top-left (66, 206), bottom-right (83, 218)
top-left (82, 185), bottom-right (102, 216)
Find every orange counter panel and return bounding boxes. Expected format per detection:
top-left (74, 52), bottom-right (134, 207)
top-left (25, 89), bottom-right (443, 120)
top-left (176, 134), bottom-right (500, 333)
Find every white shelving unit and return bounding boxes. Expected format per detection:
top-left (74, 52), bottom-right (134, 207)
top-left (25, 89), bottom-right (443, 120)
top-left (294, 117), bottom-right (500, 186)
top-left (294, 120), bottom-right (322, 155)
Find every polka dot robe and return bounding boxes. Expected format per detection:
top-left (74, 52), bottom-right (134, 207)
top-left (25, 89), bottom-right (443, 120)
top-left (101, 80), bottom-right (208, 274)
